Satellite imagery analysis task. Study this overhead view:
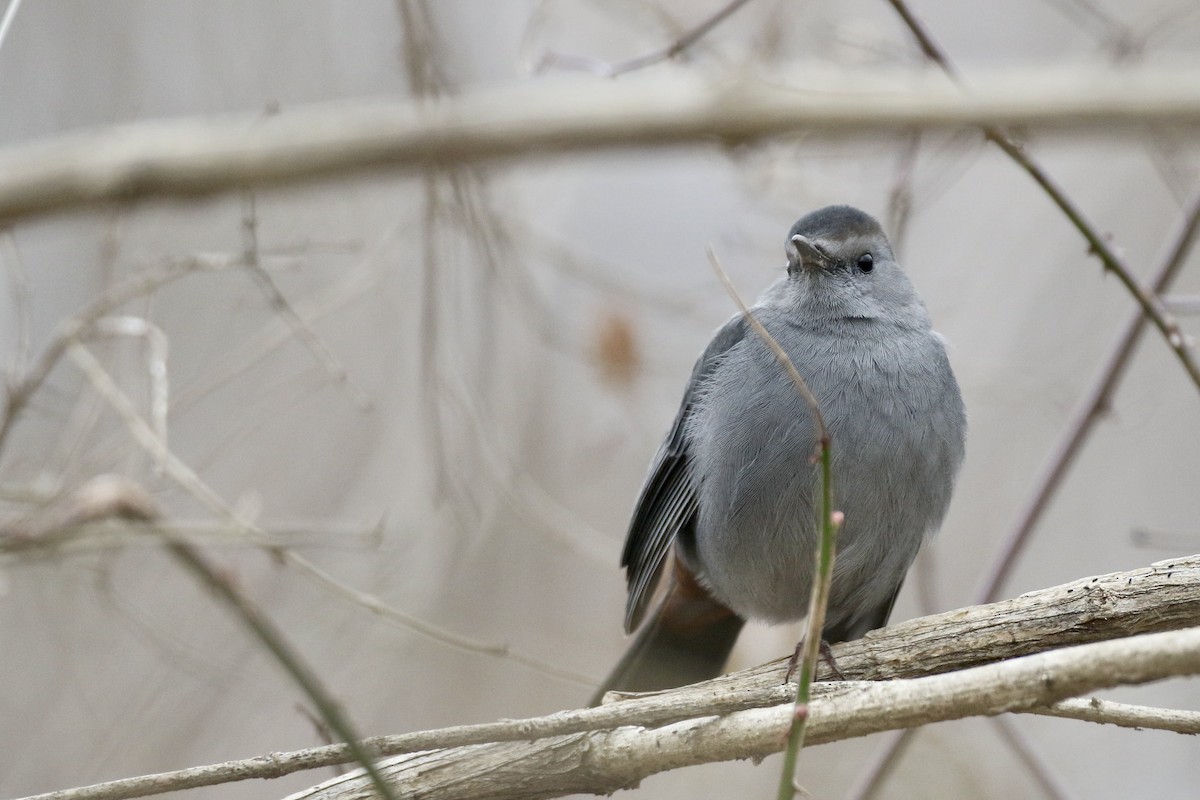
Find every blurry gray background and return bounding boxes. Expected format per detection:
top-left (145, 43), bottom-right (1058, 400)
top-left (2, 1), bottom-right (1199, 798)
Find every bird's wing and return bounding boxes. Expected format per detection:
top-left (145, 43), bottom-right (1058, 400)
top-left (621, 313), bottom-right (748, 633)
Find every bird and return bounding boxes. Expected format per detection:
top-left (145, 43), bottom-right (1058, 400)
top-left (591, 205), bottom-right (966, 704)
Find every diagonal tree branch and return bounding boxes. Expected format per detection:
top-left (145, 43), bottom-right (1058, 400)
top-left (853, 4), bottom-right (1200, 794)
top-left (885, 0), bottom-right (1200, 394)
top-left (976, 187), bottom-right (1200, 603)
top-left (537, 0), bottom-right (759, 76)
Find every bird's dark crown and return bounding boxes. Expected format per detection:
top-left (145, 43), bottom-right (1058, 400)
top-left (788, 205), bottom-right (883, 245)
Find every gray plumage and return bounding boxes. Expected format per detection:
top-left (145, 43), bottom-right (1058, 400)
top-left (604, 206), bottom-right (965, 699)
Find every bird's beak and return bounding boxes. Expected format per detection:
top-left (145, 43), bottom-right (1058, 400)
top-left (786, 234), bottom-right (829, 272)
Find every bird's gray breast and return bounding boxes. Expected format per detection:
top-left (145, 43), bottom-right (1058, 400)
top-left (684, 316), bottom-right (965, 625)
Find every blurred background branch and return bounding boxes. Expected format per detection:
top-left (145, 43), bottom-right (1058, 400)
top-left (2, 68), bottom-right (1200, 222)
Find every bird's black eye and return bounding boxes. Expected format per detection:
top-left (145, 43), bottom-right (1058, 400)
top-left (856, 253), bottom-right (874, 273)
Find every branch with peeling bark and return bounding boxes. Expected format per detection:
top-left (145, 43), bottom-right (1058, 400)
top-left (19, 554), bottom-right (1200, 800)
top-left (286, 627), bottom-right (1200, 800)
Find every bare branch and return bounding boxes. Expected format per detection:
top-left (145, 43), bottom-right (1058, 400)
top-left (0, 517), bottom-right (384, 559)
top-left (239, 192), bottom-right (373, 411)
top-left (170, 243), bottom-right (383, 415)
top-left (3, 68), bottom-right (1200, 222)
top-left (161, 534), bottom-right (399, 800)
top-left (706, 247), bottom-right (826, 438)
top-left (0, 253), bottom-right (250, 456)
top-left (976, 186), bottom-right (1200, 602)
top-left (990, 716), bottom-right (1075, 800)
top-left (287, 626), bottom-right (1200, 800)
top-left (886, 0), bottom-right (1200, 394)
top-left (1, 230), bottom-right (31, 375)
top-left (62, 340), bottom-right (592, 687)
top-left (537, 0), bottom-right (758, 77)
top-left (1030, 697), bottom-right (1200, 734)
top-left (19, 554), bottom-right (1200, 800)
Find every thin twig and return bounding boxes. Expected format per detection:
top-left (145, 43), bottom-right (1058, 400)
top-left (0, 253), bottom-right (251, 457)
top-left (294, 704), bottom-right (348, 777)
top-left (162, 536), bottom-right (398, 800)
top-left (886, 0), bottom-right (1200, 396)
top-left (975, 186), bottom-right (1200, 603)
top-left (780, 448), bottom-right (839, 800)
top-left (703, 247), bottom-right (837, 798)
top-left (1029, 697), bottom-right (1200, 733)
top-left (845, 728), bottom-right (917, 800)
top-left (1, 229), bottom-right (30, 376)
top-left (395, 0), bottom-right (455, 495)
top-left (239, 192), bottom-right (373, 411)
top-left (538, 0), bottom-right (759, 77)
top-left (436, 371), bottom-right (612, 564)
top-left (170, 242), bottom-right (384, 415)
top-left (87, 316), bottom-right (171, 470)
top-left (65, 340), bottom-right (592, 686)
top-left (0, 518), bottom-right (384, 558)
top-left (705, 247), bottom-right (826, 437)
top-left (861, 5), bottom-right (1200, 797)
top-left (1041, 0), bottom-right (1130, 45)
top-left (991, 716), bottom-right (1077, 800)
top-left (884, 131), bottom-right (922, 254)
top-left (0, 0), bottom-right (23, 54)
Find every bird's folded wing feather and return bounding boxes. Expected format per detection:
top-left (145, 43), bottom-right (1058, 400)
top-left (620, 313), bottom-right (748, 632)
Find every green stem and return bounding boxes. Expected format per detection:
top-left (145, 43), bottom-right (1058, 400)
top-left (165, 539), bottom-right (399, 800)
top-left (777, 440), bottom-right (839, 800)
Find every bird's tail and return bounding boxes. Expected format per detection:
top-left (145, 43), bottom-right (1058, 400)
top-left (589, 570), bottom-right (745, 706)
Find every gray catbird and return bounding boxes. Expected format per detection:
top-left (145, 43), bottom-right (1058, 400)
top-left (592, 205), bottom-right (966, 704)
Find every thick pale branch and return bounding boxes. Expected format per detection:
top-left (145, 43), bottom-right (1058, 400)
top-left (2, 68), bottom-right (1200, 222)
top-left (22, 555), bottom-right (1200, 800)
top-left (706, 553), bottom-right (1200, 690)
top-left (290, 627), bottom-right (1200, 800)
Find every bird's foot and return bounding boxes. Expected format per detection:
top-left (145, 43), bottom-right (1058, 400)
top-left (784, 638), bottom-right (845, 684)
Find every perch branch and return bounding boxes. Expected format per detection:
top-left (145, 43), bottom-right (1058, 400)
top-left (19, 554), bottom-right (1200, 800)
top-left (285, 626), bottom-right (1200, 800)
